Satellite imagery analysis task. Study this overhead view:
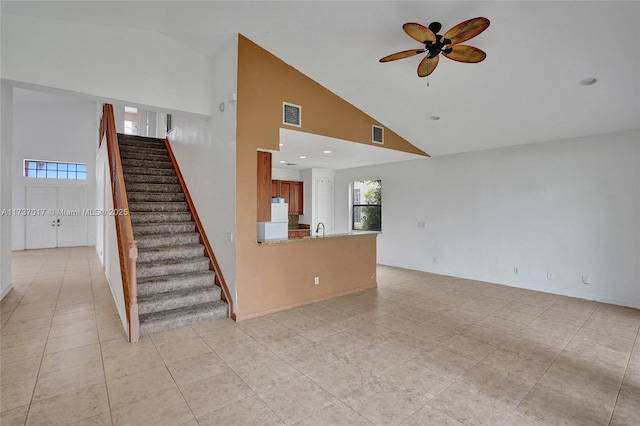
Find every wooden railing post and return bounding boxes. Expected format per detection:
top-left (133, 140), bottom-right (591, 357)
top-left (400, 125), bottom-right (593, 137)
top-left (128, 241), bottom-right (139, 342)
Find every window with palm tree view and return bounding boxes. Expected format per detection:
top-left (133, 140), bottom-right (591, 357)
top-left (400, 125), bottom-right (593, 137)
top-left (352, 180), bottom-right (381, 232)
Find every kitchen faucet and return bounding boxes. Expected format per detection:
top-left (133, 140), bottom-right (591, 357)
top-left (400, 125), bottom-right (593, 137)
top-left (315, 222), bottom-right (325, 237)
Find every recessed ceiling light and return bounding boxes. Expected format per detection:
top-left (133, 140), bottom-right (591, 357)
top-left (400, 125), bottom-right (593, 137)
top-left (299, 156), bottom-right (307, 159)
top-left (323, 150), bottom-right (332, 154)
top-left (430, 115), bottom-right (440, 121)
top-left (579, 77), bottom-right (597, 86)
top-left (279, 160), bottom-right (286, 164)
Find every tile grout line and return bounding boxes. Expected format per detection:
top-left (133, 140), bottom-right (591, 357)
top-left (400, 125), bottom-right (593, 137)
top-left (90, 250), bottom-right (116, 426)
top-left (606, 320), bottom-right (640, 426)
top-left (507, 300), bottom-right (601, 425)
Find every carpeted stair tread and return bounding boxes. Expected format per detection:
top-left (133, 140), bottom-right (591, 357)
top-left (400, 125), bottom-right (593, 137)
top-left (139, 300), bottom-right (228, 336)
top-left (133, 221), bottom-right (196, 235)
top-left (136, 256), bottom-right (210, 278)
top-left (137, 270), bottom-right (217, 296)
top-left (119, 143), bottom-right (168, 154)
top-left (137, 243), bottom-right (204, 263)
top-left (120, 151), bottom-right (170, 163)
top-left (138, 287), bottom-right (219, 315)
top-left (122, 166), bottom-right (176, 177)
top-left (135, 232), bottom-right (201, 249)
top-left (128, 202), bottom-right (188, 213)
top-left (127, 192), bottom-right (185, 203)
top-left (129, 211), bottom-right (192, 224)
top-left (121, 158), bottom-right (174, 169)
top-left (124, 174), bottom-right (179, 185)
top-left (126, 183), bottom-right (182, 193)
top-left (118, 133), bottom-right (166, 143)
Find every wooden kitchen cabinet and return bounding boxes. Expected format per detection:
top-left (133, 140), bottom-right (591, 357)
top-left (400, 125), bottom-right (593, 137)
top-left (272, 180), bottom-right (304, 215)
top-left (288, 229), bottom-right (311, 239)
top-left (257, 151), bottom-right (272, 222)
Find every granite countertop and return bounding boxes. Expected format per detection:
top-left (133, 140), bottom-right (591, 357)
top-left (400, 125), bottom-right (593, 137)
top-left (258, 231), bottom-right (379, 245)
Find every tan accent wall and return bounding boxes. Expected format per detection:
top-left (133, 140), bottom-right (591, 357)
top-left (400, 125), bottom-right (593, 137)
top-left (235, 35), bottom-right (423, 320)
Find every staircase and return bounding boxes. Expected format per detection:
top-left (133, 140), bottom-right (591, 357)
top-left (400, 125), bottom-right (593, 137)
top-left (118, 133), bottom-right (228, 336)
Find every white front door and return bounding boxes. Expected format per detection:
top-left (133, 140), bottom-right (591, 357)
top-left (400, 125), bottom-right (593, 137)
top-left (25, 186), bottom-right (58, 249)
top-left (57, 187), bottom-right (87, 247)
top-left (25, 186), bottom-right (87, 249)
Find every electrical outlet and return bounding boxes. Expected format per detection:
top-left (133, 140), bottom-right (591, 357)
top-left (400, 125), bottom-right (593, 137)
top-left (417, 221), bottom-right (426, 229)
top-left (433, 257), bottom-right (437, 263)
top-left (582, 275), bottom-right (591, 285)
top-left (547, 271), bottom-right (555, 280)
top-left (514, 267), bottom-right (519, 274)
top-left (314, 276), bottom-right (320, 285)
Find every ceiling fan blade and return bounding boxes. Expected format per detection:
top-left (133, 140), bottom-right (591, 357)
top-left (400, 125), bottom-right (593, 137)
top-left (443, 17), bottom-right (490, 45)
top-left (403, 23), bottom-right (436, 44)
top-left (379, 49), bottom-right (426, 62)
top-left (443, 45), bottom-right (487, 63)
top-left (417, 55), bottom-right (439, 77)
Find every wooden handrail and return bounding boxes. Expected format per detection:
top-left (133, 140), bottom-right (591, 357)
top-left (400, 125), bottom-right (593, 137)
top-left (164, 138), bottom-right (234, 319)
top-left (101, 104), bottom-right (140, 342)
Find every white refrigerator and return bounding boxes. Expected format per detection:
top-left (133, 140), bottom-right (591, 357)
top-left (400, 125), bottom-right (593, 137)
top-left (257, 203), bottom-right (288, 240)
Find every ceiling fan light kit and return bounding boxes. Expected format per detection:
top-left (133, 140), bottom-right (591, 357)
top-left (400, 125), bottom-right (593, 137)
top-left (380, 17), bottom-right (490, 77)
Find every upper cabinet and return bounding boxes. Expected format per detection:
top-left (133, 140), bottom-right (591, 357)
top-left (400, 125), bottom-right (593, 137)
top-left (272, 180), bottom-right (304, 215)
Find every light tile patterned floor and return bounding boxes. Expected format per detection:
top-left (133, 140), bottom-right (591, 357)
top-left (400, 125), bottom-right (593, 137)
top-left (1, 247), bottom-right (639, 425)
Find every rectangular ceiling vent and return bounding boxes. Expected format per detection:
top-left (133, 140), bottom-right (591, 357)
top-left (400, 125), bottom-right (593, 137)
top-left (372, 125), bottom-right (384, 144)
top-left (283, 102), bottom-right (302, 127)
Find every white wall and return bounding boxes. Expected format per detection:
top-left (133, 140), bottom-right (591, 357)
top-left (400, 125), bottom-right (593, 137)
top-left (272, 168), bottom-right (300, 181)
top-left (169, 36), bottom-right (238, 312)
top-left (1, 15), bottom-right (212, 117)
top-left (335, 130), bottom-right (640, 308)
top-left (12, 95), bottom-right (98, 250)
top-left (0, 84), bottom-right (13, 298)
top-left (96, 141), bottom-right (127, 335)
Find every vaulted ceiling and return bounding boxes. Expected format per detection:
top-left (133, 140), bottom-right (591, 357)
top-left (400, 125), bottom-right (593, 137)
top-left (3, 1), bottom-right (639, 157)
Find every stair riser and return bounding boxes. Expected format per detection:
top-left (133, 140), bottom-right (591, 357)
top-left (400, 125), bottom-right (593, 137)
top-left (126, 183), bottom-right (182, 193)
top-left (136, 233), bottom-right (200, 249)
top-left (119, 140), bottom-right (166, 150)
top-left (138, 290), bottom-right (218, 315)
top-left (120, 152), bottom-right (170, 163)
top-left (121, 159), bottom-right (174, 169)
top-left (123, 166), bottom-right (176, 177)
top-left (130, 212), bottom-right (192, 224)
top-left (133, 223), bottom-right (195, 235)
top-left (137, 272), bottom-right (217, 296)
top-left (119, 144), bottom-right (168, 155)
top-left (124, 174), bottom-right (179, 185)
top-left (136, 258), bottom-right (210, 278)
top-left (129, 202), bottom-right (189, 213)
top-left (127, 193), bottom-right (185, 203)
top-left (138, 246), bottom-right (204, 263)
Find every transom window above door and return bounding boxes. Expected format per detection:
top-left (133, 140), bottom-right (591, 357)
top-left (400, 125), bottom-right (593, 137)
top-left (24, 160), bottom-right (87, 180)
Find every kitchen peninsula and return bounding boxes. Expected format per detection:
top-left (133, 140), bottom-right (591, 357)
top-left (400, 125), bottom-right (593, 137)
top-left (258, 231), bottom-right (378, 245)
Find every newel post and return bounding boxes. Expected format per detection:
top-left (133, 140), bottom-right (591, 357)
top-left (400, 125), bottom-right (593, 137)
top-left (129, 241), bottom-right (139, 342)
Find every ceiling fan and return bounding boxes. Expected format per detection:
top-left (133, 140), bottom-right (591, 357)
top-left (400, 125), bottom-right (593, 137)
top-left (380, 17), bottom-right (490, 77)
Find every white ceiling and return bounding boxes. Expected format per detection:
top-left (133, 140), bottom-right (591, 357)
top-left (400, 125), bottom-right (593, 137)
top-left (276, 129), bottom-right (425, 170)
top-left (3, 1), bottom-right (639, 158)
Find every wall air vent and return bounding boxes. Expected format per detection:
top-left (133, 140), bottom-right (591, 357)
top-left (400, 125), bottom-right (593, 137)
top-left (283, 102), bottom-right (302, 127)
top-left (372, 125), bottom-right (384, 144)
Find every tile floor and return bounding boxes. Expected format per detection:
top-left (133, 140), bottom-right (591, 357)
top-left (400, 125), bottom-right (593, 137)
top-left (1, 247), bottom-right (639, 425)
